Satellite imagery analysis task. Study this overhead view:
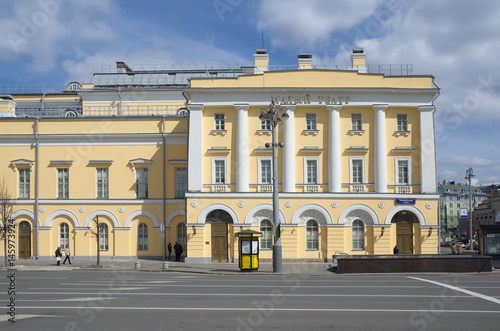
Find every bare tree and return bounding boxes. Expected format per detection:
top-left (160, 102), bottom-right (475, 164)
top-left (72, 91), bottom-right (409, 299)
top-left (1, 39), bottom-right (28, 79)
top-left (0, 179), bottom-right (15, 266)
top-left (87, 215), bottom-right (103, 266)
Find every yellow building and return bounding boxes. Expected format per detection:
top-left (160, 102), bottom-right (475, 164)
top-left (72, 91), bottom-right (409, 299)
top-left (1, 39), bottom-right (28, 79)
top-left (0, 48), bottom-right (440, 262)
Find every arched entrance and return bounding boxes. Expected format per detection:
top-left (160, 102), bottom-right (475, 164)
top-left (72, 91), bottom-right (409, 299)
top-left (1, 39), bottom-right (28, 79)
top-left (391, 211), bottom-right (419, 254)
top-left (206, 210), bottom-right (233, 263)
top-left (18, 221), bottom-right (31, 259)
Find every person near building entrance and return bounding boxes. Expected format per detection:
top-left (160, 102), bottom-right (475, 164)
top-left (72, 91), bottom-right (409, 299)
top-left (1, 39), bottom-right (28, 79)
top-left (63, 245), bottom-right (72, 264)
top-left (167, 242), bottom-right (172, 260)
top-left (174, 242), bottom-right (183, 262)
top-left (393, 245), bottom-right (399, 254)
top-left (55, 247), bottom-right (62, 266)
top-left (451, 242), bottom-right (457, 254)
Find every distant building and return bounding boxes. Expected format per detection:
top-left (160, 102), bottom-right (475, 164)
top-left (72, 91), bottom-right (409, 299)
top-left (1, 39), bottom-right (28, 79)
top-left (473, 188), bottom-right (500, 260)
top-left (437, 180), bottom-right (488, 233)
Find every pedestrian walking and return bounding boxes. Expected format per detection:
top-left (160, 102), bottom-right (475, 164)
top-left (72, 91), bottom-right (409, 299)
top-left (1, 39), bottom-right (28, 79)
top-left (63, 245), bottom-right (72, 264)
top-left (174, 242), bottom-right (183, 262)
top-left (393, 245), bottom-right (399, 254)
top-left (167, 242), bottom-right (172, 260)
top-left (55, 247), bottom-right (62, 266)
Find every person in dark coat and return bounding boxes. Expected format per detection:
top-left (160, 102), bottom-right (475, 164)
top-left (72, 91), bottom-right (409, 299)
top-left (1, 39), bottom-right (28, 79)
top-left (167, 243), bottom-right (172, 260)
top-left (393, 245), bottom-right (399, 254)
top-left (174, 242), bottom-right (183, 262)
top-left (55, 247), bottom-right (63, 266)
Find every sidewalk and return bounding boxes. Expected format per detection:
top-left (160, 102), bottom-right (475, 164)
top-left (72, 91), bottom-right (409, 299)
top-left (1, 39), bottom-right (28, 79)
top-left (1, 258), bottom-right (332, 276)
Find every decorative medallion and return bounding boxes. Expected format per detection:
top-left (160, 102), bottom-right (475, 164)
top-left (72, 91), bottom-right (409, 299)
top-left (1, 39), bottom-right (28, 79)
top-left (39, 206), bottom-right (46, 213)
top-left (238, 200), bottom-right (245, 208)
top-left (191, 200), bottom-right (198, 207)
top-left (426, 202), bottom-right (433, 209)
top-left (285, 200), bottom-right (292, 208)
top-left (118, 206), bottom-right (125, 213)
top-left (158, 206), bottom-right (164, 212)
top-left (78, 206), bottom-right (85, 213)
top-left (331, 201), bottom-right (338, 208)
top-left (378, 201), bottom-right (386, 209)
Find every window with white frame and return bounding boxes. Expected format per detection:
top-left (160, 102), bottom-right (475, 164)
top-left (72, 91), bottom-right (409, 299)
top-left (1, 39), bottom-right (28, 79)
top-left (213, 158), bottom-right (226, 184)
top-left (306, 219), bottom-right (319, 250)
top-left (135, 168), bottom-right (148, 199)
top-left (352, 219), bottom-right (364, 250)
top-left (96, 168), bottom-right (109, 199)
top-left (57, 168), bottom-right (69, 199)
top-left (59, 222), bottom-right (69, 248)
top-left (259, 158), bottom-right (272, 184)
top-left (305, 158), bottom-right (318, 184)
top-left (215, 114), bottom-right (225, 130)
top-left (175, 167), bottom-right (188, 198)
top-left (99, 223), bottom-right (109, 251)
top-left (350, 158), bottom-right (364, 183)
top-left (306, 113), bottom-right (317, 130)
top-left (351, 113), bottom-right (362, 130)
top-left (261, 118), bottom-right (271, 131)
top-left (260, 219), bottom-right (272, 249)
top-left (19, 168), bottom-right (30, 199)
top-left (138, 223), bottom-right (148, 251)
top-left (397, 159), bottom-right (410, 185)
top-left (397, 114), bottom-right (408, 131)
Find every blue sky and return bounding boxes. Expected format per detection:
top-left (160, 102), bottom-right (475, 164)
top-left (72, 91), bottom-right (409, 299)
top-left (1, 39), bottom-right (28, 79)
top-left (1, 0), bottom-right (500, 186)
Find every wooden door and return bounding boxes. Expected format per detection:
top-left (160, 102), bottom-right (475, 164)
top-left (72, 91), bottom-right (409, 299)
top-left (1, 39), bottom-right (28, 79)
top-left (18, 221), bottom-right (31, 260)
top-left (396, 222), bottom-right (413, 254)
top-left (211, 222), bottom-right (228, 263)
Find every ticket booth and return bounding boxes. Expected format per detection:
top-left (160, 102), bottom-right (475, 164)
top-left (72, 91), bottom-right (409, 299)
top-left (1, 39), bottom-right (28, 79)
top-left (235, 229), bottom-right (262, 271)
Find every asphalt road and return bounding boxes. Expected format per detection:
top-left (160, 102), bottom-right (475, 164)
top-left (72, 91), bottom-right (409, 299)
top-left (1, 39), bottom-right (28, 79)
top-left (1, 270), bottom-right (499, 330)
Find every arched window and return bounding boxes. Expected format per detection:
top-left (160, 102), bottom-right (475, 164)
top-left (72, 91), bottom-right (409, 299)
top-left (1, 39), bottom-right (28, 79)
top-left (138, 223), bottom-right (148, 251)
top-left (306, 220), bottom-right (319, 250)
top-left (352, 219), bottom-right (364, 250)
top-left (260, 220), bottom-right (272, 250)
top-left (177, 223), bottom-right (187, 249)
top-left (59, 223), bottom-right (69, 248)
top-left (99, 223), bottom-right (109, 251)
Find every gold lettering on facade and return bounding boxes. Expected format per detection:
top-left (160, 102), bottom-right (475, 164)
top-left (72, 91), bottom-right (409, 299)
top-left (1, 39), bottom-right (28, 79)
top-left (271, 95), bottom-right (350, 105)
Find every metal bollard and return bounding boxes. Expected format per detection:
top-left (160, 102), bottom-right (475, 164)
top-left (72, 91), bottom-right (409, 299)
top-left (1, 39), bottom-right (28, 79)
top-left (163, 261), bottom-right (169, 269)
top-left (135, 262), bottom-right (140, 270)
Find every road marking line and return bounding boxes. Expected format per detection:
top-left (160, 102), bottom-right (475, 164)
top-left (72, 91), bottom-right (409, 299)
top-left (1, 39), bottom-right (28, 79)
top-left (408, 277), bottom-right (500, 305)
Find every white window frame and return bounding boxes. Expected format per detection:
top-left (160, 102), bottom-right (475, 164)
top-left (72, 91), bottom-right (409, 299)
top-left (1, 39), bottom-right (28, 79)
top-left (303, 157), bottom-right (319, 184)
top-left (350, 157), bottom-right (365, 184)
top-left (57, 168), bottom-right (69, 199)
top-left (214, 113), bottom-right (225, 130)
top-left (306, 113), bottom-right (317, 131)
top-left (260, 219), bottom-right (272, 250)
top-left (306, 219), bottom-right (319, 250)
top-left (397, 114), bottom-right (408, 131)
top-left (96, 168), bottom-right (109, 199)
top-left (18, 168), bottom-right (30, 199)
top-left (351, 113), bottom-right (362, 131)
top-left (99, 223), bottom-right (109, 251)
top-left (138, 223), bottom-right (148, 251)
top-left (212, 157), bottom-right (227, 184)
top-left (175, 167), bottom-right (188, 198)
top-left (352, 219), bottom-right (365, 250)
top-left (395, 157), bottom-right (412, 185)
top-left (258, 157), bottom-right (272, 184)
top-left (135, 167), bottom-right (148, 199)
top-left (261, 119), bottom-right (271, 131)
top-left (59, 222), bottom-right (69, 248)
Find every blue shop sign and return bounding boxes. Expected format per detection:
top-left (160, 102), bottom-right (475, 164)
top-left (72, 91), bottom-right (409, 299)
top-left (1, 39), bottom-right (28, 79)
top-left (396, 198), bottom-right (416, 205)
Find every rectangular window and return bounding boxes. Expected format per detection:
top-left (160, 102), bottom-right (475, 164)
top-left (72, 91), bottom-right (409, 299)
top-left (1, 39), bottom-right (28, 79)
top-left (57, 168), bottom-right (69, 199)
top-left (351, 113), bottom-right (362, 131)
top-left (175, 167), bottom-right (188, 198)
top-left (261, 119), bottom-right (271, 131)
top-left (306, 159), bottom-right (318, 184)
top-left (215, 114), bottom-right (225, 130)
top-left (260, 159), bottom-right (272, 184)
top-left (397, 114), bottom-right (408, 131)
top-left (306, 113), bottom-right (317, 130)
top-left (19, 168), bottom-right (30, 199)
top-left (136, 168), bottom-right (148, 198)
top-left (351, 159), bottom-right (363, 183)
top-left (397, 160), bottom-right (409, 185)
top-left (214, 159), bottom-right (226, 184)
top-left (96, 168), bottom-right (109, 199)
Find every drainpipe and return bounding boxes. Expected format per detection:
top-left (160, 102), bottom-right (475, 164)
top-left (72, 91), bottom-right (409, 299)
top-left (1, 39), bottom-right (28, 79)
top-left (34, 118), bottom-right (40, 259)
top-left (182, 90), bottom-right (190, 253)
top-left (162, 116), bottom-right (167, 261)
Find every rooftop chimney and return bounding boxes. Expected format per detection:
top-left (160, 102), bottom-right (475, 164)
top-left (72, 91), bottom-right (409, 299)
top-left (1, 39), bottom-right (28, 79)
top-left (298, 54), bottom-right (313, 69)
top-left (351, 47), bottom-right (366, 73)
top-left (116, 61), bottom-right (133, 73)
top-left (254, 49), bottom-right (269, 73)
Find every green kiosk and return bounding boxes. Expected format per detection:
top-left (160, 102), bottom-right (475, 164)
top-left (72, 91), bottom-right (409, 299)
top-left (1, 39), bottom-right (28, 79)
top-left (235, 229), bottom-right (262, 271)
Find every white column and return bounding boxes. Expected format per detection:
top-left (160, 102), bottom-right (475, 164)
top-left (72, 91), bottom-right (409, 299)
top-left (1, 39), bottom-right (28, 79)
top-left (419, 105), bottom-right (437, 193)
top-left (283, 105), bottom-right (296, 192)
top-left (235, 104), bottom-right (250, 192)
top-left (373, 104), bottom-right (388, 193)
top-left (188, 104), bottom-right (204, 191)
top-left (327, 105), bottom-right (342, 192)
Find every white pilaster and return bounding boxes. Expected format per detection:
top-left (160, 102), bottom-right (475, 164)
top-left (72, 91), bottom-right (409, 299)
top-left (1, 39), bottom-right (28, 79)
top-left (419, 105), bottom-right (437, 193)
top-left (327, 105), bottom-right (342, 192)
top-left (235, 104), bottom-right (250, 192)
top-left (188, 104), bottom-right (204, 192)
top-left (283, 105), bottom-right (296, 192)
top-left (373, 104), bottom-right (389, 193)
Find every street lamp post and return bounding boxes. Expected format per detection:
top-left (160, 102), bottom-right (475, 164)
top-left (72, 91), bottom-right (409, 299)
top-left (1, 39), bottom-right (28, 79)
top-left (259, 101), bottom-right (289, 273)
top-left (465, 167), bottom-right (475, 250)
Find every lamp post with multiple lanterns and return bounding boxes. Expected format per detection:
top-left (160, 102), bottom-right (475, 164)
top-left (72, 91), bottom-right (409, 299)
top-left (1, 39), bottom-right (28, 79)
top-left (465, 167), bottom-right (475, 250)
top-left (259, 101), bottom-right (289, 273)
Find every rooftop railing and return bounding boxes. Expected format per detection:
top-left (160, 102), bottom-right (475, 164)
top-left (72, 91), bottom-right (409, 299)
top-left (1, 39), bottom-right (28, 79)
top-left (14, 105), bottom-right (187, 118)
